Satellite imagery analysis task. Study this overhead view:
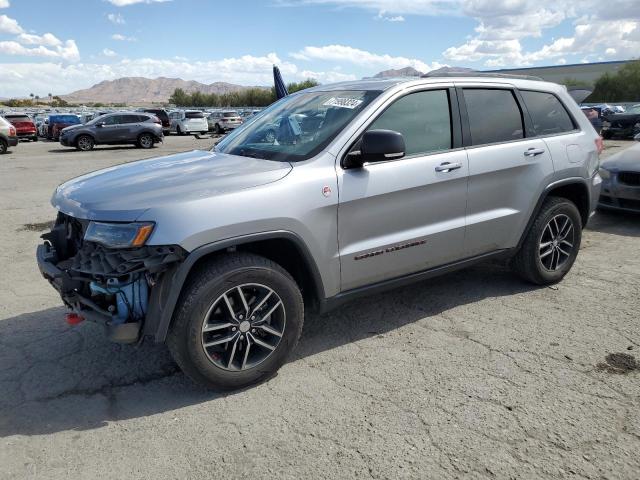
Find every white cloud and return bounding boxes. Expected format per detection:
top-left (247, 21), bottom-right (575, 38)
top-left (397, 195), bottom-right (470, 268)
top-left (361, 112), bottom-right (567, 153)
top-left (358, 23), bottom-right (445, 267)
top-left (443, 1), bottom-right (640, 66)
top-left (107, 0), bottom-right (171, 5)
top-left (107, 13), bottom-right (125, 24)
top-left (0, 13), bottom-right (23, 34)
top-left (276, 0), bottom-right (458, 16)
top-left (0, 0), bottom-right (9, 8)
top-left (102, 48), bottom-right (118, 57)
top-left (292, 44), bottom-right (443, 73)
top-left (300, 69), bottom-right (357, 82)
top-left (0, 39), bottom-right (79, 61)
top-left (375, 10), bottom-right (405, 22)
top-left (111, 33), bottom-right (137, 41)
top-left (17, 32), bottom-right (62, 47)
top-left (0, 54), bottom-right (306, 97)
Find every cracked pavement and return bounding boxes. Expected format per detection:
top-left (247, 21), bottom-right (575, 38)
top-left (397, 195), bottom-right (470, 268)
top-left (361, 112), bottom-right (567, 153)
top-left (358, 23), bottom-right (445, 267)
top-left (0, 137), bottom-right (639, 479)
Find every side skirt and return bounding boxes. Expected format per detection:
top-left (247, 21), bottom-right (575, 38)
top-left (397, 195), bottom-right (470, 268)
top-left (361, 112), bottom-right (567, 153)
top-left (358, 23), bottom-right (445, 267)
top-left (320, 249), bottom-right (513, 314)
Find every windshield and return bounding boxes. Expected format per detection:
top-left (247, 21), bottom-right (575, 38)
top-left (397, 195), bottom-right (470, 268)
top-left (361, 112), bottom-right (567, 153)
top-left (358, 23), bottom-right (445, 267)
top-left (215, 90), bottom-right (379, 162)
top-left (5, 115), bottom-right (31, 122)
top-left (223, 112), bottom-right (239, 117)
top-left (186, 111), bottom-right (204, 119)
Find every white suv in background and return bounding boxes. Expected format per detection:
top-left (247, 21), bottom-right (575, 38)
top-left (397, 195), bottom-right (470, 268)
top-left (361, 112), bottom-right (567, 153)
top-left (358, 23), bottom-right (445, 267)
top-left (208, 110), bottom-right (243, 134)
top-left (169, 110), bottom-right (208, 136)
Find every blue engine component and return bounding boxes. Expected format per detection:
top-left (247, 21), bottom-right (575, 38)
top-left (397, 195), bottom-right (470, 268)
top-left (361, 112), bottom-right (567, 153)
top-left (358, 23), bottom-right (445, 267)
top-left (90, 275), bottom-right (148, 325)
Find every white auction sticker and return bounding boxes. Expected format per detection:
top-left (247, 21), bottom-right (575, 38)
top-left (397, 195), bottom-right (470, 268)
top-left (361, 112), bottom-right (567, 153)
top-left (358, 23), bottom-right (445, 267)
top-left (323, 97), bottom-right (363, 109)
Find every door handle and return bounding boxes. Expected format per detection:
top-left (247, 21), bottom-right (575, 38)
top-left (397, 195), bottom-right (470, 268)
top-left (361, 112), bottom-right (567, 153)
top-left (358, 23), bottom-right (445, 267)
top-left (524, 148), bottom-right (545, 157)
top-left (435, 162), bottom-right (462, 173)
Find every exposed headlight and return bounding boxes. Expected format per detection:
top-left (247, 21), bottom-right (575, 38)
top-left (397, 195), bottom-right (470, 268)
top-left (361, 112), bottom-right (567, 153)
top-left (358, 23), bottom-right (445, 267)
top-left (598, 167), bottom-right (611, 180)
top-left (84, 222), bottom-right (154, 248)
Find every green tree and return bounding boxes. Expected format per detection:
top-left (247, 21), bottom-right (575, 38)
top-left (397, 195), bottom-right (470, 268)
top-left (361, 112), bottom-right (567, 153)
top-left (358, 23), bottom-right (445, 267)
top-left (587, 60), bottom-right (640, 102)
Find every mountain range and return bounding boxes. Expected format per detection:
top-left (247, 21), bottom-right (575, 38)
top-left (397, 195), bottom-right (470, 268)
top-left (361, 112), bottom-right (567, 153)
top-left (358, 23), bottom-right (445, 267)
top-left (62, 77), bottom-right (263, 105)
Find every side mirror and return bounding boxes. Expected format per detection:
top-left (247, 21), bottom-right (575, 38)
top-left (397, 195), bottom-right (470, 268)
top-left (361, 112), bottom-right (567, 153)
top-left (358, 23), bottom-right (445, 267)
top-left (344, 129), bottom-right (405, 169)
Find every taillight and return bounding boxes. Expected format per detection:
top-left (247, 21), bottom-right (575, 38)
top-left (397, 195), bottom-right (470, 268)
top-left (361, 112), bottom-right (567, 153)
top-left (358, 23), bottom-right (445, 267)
top-left (595, 136), bottom-right (604, 155)
top-left (9, 126), bottom-right (16, 136)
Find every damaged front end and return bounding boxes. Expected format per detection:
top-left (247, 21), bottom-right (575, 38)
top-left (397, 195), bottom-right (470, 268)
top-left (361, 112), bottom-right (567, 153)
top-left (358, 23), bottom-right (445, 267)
top-left (37, 212), bottom-right (186, 343)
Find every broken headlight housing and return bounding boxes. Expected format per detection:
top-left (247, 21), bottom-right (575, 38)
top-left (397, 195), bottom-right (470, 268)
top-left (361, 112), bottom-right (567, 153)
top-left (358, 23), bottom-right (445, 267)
top-left (84, 221), bottom-right (154, 249)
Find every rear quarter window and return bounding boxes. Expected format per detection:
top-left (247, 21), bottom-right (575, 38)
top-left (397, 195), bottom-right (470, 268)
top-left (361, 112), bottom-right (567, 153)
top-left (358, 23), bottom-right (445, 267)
top-left (520, 90), bottom-right (576, 136)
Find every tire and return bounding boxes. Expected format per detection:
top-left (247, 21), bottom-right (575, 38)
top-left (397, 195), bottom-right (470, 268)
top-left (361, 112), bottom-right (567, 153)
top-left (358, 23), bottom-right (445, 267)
top-left (137, 133), bottom-right (154, 149)
top-left (511, 196), bottom-right (582, 285)
top-left (215, 124), bottom-right (223, 134)
top-left (75, 135), bottom-right (94, 151)
top-left (0, 139), bottom-right (7, 154)
top-left (32, 136), bottom-right (38, 142)
top-left (167, 253), bottom-right (304, 390)
top-left (176, 125), bottom-right (183, 136)
top-left (601, 130), bottom-right (612, 139)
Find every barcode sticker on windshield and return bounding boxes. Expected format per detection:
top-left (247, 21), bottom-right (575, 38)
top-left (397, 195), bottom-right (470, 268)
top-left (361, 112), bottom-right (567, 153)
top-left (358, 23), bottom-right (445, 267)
top-left (323, 97), bottom-right (363, 109)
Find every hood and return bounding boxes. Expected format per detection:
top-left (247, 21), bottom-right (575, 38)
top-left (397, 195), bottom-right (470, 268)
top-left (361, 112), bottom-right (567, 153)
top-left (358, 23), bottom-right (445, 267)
top-left (601, 143), bottom-right (640, 172)
top-left (61, 123), bottom-right (84, 133)
top-left (52, 149), bottom-right (293, 221)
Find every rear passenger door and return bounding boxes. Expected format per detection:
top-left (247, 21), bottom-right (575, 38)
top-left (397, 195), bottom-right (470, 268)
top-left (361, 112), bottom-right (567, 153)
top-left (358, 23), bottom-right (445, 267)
top-left (459, 86), bottom-right (555, 256)
top-left (118, 114), bottom-right (144, 141)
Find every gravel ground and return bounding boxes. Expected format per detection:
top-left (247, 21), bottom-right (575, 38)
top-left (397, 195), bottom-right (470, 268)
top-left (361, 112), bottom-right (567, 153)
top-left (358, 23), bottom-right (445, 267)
top-left (0, 137), bottom-right (638, 480)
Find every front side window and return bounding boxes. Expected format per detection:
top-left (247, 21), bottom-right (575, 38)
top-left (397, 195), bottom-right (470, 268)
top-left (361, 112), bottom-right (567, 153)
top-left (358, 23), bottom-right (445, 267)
top-left (520, 90), bottom-right (575, 136)
top-left (463, 89), bottom-right (524, 145)
top-left (368, 89), bottom-right (452, 156)
top-left (216, 90), bottom-right (380, 162)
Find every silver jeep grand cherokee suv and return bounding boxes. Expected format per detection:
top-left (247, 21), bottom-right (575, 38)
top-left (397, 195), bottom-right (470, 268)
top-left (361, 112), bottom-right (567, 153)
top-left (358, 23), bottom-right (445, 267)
top-left (37, 75), bottom-right (602, 390)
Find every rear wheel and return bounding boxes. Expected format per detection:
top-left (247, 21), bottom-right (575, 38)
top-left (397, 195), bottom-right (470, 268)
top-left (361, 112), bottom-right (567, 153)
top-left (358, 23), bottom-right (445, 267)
top-left (512, 197), bottom-right (582, 285)
top-left (32, 136), bottom-right (38, 142)
top-left (76, 135), bottom-right (94, 151)
top-left (176, 125), bottom-right (183, 136)
top-left (137, 133), bottom-right (154, 149)
top-left (167, 253), bottom-right (304, 390)
top-left (0, 139), bottom-right (7, 154)
top-left (215, 124), bottom-right (223, 134)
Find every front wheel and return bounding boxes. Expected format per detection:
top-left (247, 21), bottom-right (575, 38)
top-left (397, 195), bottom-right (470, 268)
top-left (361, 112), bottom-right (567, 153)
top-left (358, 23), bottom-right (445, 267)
top-left (76, 135), bottom-right (94, 151)
top-left (0, 139), bottom-right (7, 154)
top-left (167, 253), bottom-right (304, 390)
top-left (511, 197), bottom-right (582, 285)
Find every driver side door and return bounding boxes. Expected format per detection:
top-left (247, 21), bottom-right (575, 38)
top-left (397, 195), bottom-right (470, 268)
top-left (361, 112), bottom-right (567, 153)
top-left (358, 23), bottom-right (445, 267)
top-left (337, 88), bottom-right (469, 291)
top-left (94, 115), bottom-right (122, 143)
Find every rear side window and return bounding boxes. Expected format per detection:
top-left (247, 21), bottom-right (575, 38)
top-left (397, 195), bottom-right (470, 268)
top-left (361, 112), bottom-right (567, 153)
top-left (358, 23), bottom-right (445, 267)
top-left (6, 115), bottom-right (31, 122)
top-left (520, 90), bottom-right (575, 136)
top-left (463, 89), bottom-right (524, 145)
top-left (119, 115), bottom-right (141, 124)
top-left (368, 89), bottom-right (452, 156)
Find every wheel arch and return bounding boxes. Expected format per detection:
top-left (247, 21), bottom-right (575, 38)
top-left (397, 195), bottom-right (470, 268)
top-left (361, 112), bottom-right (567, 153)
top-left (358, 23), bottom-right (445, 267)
top-left (146, 231), bottom-right (325, 343)
top-left (517, 177), bottom-right (591, 250)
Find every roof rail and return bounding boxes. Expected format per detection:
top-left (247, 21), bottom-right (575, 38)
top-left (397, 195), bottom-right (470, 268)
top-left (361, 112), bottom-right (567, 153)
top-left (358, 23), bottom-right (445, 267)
top-left (422, 72), bottom-right (544, 81)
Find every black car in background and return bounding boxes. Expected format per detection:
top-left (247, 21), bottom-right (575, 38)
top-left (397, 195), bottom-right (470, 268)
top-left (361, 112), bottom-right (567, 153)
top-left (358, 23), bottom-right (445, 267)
top-left (59, 112), bottom-right (163, 151)
top-left (143, 108), bottom-right (171, 135)
top-left (602, 104), bottom-right (640, 139)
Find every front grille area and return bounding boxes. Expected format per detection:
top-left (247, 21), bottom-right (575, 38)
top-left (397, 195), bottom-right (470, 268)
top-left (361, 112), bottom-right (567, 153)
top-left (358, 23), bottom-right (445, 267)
top-left (618, 171), bottom-right (640, 186)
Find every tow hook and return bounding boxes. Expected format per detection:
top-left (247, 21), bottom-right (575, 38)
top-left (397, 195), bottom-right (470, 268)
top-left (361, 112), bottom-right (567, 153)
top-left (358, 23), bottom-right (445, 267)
top-left (66, 312), bottom-right (85, 325)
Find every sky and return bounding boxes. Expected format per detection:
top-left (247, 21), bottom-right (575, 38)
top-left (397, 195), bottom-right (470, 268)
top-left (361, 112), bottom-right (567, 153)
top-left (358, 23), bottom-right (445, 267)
top-left (0, 0), bottom-right (638, 97)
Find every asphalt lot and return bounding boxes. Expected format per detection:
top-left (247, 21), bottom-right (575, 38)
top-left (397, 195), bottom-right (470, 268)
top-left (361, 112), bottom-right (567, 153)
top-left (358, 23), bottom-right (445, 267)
top-left (0, 136), bottom-right (639, 479)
